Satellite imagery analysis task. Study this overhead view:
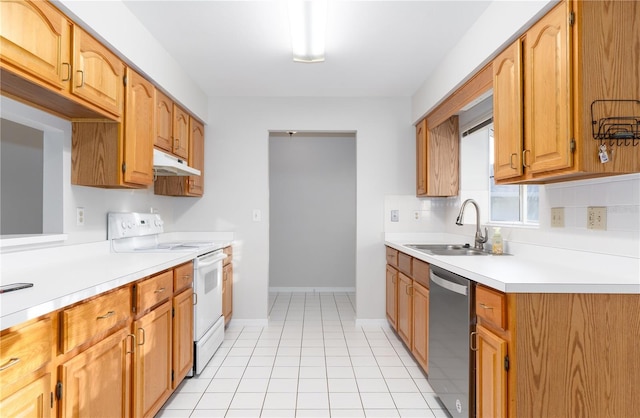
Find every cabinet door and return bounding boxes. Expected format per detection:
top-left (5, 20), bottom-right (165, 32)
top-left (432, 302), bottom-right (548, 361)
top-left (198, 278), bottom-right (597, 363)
top-left (416, 119), bottom-right (428, 196)
top-left (72, 26), bottom-right (124, 117)
top-left (123, 68), bottom-right (155, 186)
top-left (59, 328), bottom-right (132, 418)
top-left (476, 324), bottom-right (507, 418)
top-left (411, 281), bottom-right (429, 373)
top-left (385, 265), bottom-right (398, 330)
top-left (155, 90), bottom-right (173, 152)
top-left (0, 373), bottom-right (52, 418)
top-left (173, 288), bottom-right (194, 388)
top-left (172, 105), bottom-right (189, 160)
top-left (493, 41), bottom-right (524, 181)
top-left (397, 273), bottom-right (413, 348)
top-left (222, 263), bottom-right (233, 325)
top-left (133, 301), bottom-right (172, 418)
top-left (0, 0), bottom-right (71, 90)
top-left (188, 118), bottom-right (205, 196)
top-left (523, 1), bottom-right (572, 174)
top-left (427, 116), bottom-right (459, 196)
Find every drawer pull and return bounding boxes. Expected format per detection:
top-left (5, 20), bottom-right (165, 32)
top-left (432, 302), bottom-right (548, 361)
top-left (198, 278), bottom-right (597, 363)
top-left (0, 357), bottom-right (20, 371)
top-left (479, 303), bottom-right (494, 310)
top-left (97, 311), bottom-right (115, 320)
top-left (154, 287), bottom-right (166, 294)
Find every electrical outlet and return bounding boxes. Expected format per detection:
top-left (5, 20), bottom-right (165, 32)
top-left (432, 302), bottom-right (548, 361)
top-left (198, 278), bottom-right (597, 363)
top-left (551, 207), bottom-right (564, 227)
top-left (413, 211), bottom-right (420, 221)
top-left (587, 206), bottom-right (607, 230)
top-left (76, 207), bottom-right (85, 226)
top-left (390, 210), bottom-right (399, 222)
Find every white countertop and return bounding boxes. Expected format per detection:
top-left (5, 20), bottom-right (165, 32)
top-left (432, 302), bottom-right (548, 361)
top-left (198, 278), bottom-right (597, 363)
top-left (385, 233), bottom-right (640, 294)
top-left (0, 232), bottom-right (233, 331)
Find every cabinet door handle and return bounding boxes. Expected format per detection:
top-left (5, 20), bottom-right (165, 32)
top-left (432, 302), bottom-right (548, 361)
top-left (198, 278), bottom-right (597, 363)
top-left (97, 310), bottom-right (115, 320)
top-left (137, 327), bottom-right (146, 346)
top-left (406, 284), bottom-right (413, 295)
top-left (0, 357), bottom-right (20, 371)
top-left (193, 293), bottom-right (198, 306)
top-left (509, 153), bottom-right (518, 169)
top-left (154, 287), bottom-right (166, 294)
top-left (470, 331), bottom-right (478, 352)
top-left (62, 63), bottom-right (71, 81)
top-left (479, 303), bottom-right (494, 310)
top-left (523, 149), bottom-right (531, 168)
top-left (76, 70), bottom-right (84, 87)
top-left (126, 334), bottom-right (136, 354)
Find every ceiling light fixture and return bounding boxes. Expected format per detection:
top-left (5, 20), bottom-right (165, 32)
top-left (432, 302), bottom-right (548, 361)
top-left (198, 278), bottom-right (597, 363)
top-left (288, 0), bottom-right (327, 63)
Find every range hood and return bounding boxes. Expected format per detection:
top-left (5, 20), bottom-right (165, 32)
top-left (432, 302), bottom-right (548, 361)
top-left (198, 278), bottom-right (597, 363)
top-left (153, 149), bottom-right (201, 176)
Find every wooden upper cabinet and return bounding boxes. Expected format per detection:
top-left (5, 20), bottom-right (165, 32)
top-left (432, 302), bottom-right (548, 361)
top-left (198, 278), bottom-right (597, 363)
top-left (523, 1), bottom-right (572, 175)
top-left (155, 90), bottom-right (174, 152)
top-left (71, 26), bottom-right (124, 117)
top-left (493, 41), bottom-right (523, 181)
top-left (416, 119), bottom-right (428, 196)
top-left (123, 68), bottom-right (155, 186)
top-left (188, 118), bottom-right (205, 196)
top-left (0, 0), bottom-right (71, 90)
top-left (172, 105), bottom-right (190, 160)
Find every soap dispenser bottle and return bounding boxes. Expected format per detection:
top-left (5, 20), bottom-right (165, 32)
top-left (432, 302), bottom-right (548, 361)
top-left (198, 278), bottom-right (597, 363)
top-left (492, 227), bottom-right (503, 255)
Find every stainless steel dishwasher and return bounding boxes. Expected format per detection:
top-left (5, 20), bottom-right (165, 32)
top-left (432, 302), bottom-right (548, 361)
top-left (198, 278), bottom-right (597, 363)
top-left (428, 265), bottom-right (475, 418)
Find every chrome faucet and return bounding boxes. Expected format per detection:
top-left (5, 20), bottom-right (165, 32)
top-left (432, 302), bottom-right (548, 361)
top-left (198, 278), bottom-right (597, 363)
top-left (456, 199), bottom-right (488, 250)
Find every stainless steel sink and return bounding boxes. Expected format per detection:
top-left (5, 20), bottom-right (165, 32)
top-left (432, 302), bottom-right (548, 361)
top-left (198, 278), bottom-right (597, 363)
top-left (405, 243), bottom-right (490, 256)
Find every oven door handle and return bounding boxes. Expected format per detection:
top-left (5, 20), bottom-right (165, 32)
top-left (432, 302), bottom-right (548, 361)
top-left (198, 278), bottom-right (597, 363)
top-left (197, 253), bottom-right (227, 267)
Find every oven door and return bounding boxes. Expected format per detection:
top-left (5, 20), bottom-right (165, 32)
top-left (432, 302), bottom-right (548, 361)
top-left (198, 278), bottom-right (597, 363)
top-left (193, 250), bottom-right (226, 341)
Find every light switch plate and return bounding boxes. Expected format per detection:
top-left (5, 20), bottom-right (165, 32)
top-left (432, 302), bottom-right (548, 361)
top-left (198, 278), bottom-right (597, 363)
top-left (587, 206), bottom-right (607, 230)
top-left (551, 207), bottom-right (564, 227)
top-left (391, 210), bottom-right (399, 222)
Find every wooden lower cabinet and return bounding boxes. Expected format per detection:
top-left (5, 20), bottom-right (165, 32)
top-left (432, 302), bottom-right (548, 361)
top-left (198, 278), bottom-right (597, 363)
top-left (172, 288), bottom-right (194, 388)
top-left (411, 281), bottom-right (429, 372)
top-left (476, 324), bottom-right (507, 418)
top-left (222, 262), bottom-right (233, 325)
top-left (396, 272), bottom-right (413, 348)
top-left (0, 373), bottom-right (52, 418)
top-left (385, 265), bottom-right (398, 330)
top-left (59, 328), bottom-right (132, 418)
top-left (133, 300), bottom-right (172, 418)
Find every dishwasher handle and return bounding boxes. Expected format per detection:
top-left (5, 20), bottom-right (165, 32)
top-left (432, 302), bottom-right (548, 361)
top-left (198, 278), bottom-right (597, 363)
top-left (430, 270), bottom-right (468, 296)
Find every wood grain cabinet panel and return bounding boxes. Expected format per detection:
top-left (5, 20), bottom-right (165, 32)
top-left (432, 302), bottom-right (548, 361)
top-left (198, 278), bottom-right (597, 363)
top-left (135, 270), bottom-right (173, 314)
top-left (172, 105), bottom-right (190, 160)
top-left (222, 263), bottom-right (233, 325)
top-left (155, 90), bottom-right (174, 153)
top-left (385, 247), bottom-right (398, 268)
top-left (173, 261), bottom-right (194, 294)
top-left (60, 287), bottom-right (130, 353)
top-left (385, 265), bottom-right (398, 330)
top-left (476, 285), bottom-right (507, 331)
top-left (133, 300), bottom-right (172, 418)
top-left (0, 0), bottom-right (71, 90)
top-left (172, 288), bottom-right (194, 388)
top-left (0, 317), bottom-right (52, 386)
top-left (476, 324), bottom-right (507, 418)
top-left (0, 373), bottom-right (52, 418)
top-left (397, 272), bottom-right (413, 348)
top-left (59, 328), bottom-right (132, 418)
top-left (71, 26), bottom-right (124, 117)
top-left (411, 281), bottom-right (429, 372)
top-left (416, 116), bottom-right (459, 197)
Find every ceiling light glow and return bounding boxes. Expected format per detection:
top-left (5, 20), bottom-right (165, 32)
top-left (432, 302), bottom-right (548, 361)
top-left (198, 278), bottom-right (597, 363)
top-left (288, 0), bottom-right (327, 63)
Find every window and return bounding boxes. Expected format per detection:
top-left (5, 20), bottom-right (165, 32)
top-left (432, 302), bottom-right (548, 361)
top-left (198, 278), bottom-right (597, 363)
top-left (488, 129), bottom-right (539, 225)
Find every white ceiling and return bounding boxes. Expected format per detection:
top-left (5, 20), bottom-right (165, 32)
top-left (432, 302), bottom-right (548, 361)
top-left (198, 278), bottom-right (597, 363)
top-left (123, 1), bottom-right (492, 98)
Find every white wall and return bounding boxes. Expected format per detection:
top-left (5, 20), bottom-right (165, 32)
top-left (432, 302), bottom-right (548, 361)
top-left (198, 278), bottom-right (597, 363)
top-left (269, 133), bottom-right (356, 290)
top-left (171, 97), bottom-right (414, 321)
top-left (55, 0), bottom-right (208, 121)
top-left (411, 0), bottom-right (555, 122)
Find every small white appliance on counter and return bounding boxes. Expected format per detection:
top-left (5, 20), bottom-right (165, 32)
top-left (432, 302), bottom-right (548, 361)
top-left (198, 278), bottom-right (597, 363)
top-left (108, 212), bottom-right (226, 376)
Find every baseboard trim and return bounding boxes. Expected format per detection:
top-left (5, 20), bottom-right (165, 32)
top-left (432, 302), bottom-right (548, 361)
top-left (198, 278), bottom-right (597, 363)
top-left (269, 287), bottom-right (356, 293)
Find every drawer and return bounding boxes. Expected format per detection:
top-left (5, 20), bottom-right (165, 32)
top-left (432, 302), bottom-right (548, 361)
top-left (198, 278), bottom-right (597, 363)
top-left (398, 252), bottom-right (412, 276)
top-left (223, 246), bottom-right (233, 265)
top-left (475, 285), bottom-right (507, 331)
top-left (0, 317), bottom-right (52, 385)
top-left (135, 270), bottom-right (173, 313)
top-left (174, 261), bottom-right (194, 293)
top-left (61, 286), bottom-right (130, 353)
top-left (385, 247), bottom-right (398, 267)
top-left (412, 258), bottom-right (430, 289)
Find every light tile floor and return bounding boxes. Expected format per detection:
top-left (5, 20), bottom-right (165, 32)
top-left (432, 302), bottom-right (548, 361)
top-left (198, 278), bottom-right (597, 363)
top-left (157, 292), bottom-right (448, 418)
